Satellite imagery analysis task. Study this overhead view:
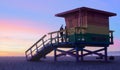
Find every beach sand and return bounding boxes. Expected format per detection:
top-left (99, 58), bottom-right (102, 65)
top-left (0, 56), bottom-right (120, 70)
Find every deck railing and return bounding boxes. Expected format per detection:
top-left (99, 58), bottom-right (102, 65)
top-left (48, 27), bottom-right (87, 43)
top-left (109, 30), bottom-right (114, 44)
top-left (48, 27), bottom-right (114, 44)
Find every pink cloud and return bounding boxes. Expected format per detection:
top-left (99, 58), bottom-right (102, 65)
top-left (0, 18), bottom-right (50, 35)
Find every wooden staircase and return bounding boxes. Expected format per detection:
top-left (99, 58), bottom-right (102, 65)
top-left (25, 29), bottom-right (69, 61)
top-left (25, 35), bottom-right (54, 61)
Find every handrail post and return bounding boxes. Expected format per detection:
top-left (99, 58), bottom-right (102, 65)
top-left (42, 39), bottom-right (45, 47)
top-left (36, 44), bottom-right (38, 53)
top-left (50, 34), bottom-right (53, 45)
top-left (65, 29), bottom-right (67, 42)
top-left (30, 49), bottom-right (33, 57)
top-left (57, 32), bottom-right (59, 44)
top-left (109, 31), bottom-right (114, 44)
top-left (81, 28), bottom-right (85, 41)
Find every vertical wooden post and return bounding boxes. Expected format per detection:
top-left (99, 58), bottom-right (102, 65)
top-left (81, 48), bottom-right (84, 61)
top-left (42, 39), bottom-right (45, 47)
top-left (50, 34), bottom-right (53, 45)
top-left (57, 32), bottom-right (59, 44)
top-left (110, 31), bottom-right (114, 44)
top-left (65, 29), bottom-right (67, 42)
top-left (104, 47), bottom-right (108, 62)
top-left (76, 47), bottom-right (79, 62)
top-left (54, 48), bottom-right (57, 61)
top-left (30, 49), bottom-right (33, 57)
top-left (36, 44), bottom-right (38, 53)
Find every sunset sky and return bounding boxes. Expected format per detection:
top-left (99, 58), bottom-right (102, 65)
top-left (0, 0), bottom-right (120, 56)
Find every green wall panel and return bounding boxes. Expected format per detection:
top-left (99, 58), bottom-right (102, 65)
top-left (68, 33), bottom-right (110, 44)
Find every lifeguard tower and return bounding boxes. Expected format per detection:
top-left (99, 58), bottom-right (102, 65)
top-left (25, 7), bottom-right (116, 62)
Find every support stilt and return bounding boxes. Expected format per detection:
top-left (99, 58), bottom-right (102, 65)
top-left (81, 48), bottom-right (84, 61)
top-left (104, 47), bottom-right (108, 62)
top-left (76, 47), bottom-right (79, 62)
top-left (54, 48), bottom-right (57, 61)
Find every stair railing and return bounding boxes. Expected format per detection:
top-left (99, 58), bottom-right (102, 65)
top-left (25, 35), bottom-right (47, 60)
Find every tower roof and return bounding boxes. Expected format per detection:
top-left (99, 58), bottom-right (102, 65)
top-left (55, 7), bottom-right (116, 17)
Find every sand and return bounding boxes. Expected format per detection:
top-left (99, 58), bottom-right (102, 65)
top-left (0, 56), bottom-right (120, 70)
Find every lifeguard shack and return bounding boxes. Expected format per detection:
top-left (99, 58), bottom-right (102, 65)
top-left (55, 7), bottom-right (116, 61)
top-left (56, 7), bottom-right (116, 45)
top-left (25, 7), bottom-right (116, 62)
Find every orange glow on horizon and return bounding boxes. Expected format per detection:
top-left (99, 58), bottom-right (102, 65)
top-left (0, 51), bottom-right (24, 56)
top-left (0, 19), bottom-right (52, 56)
